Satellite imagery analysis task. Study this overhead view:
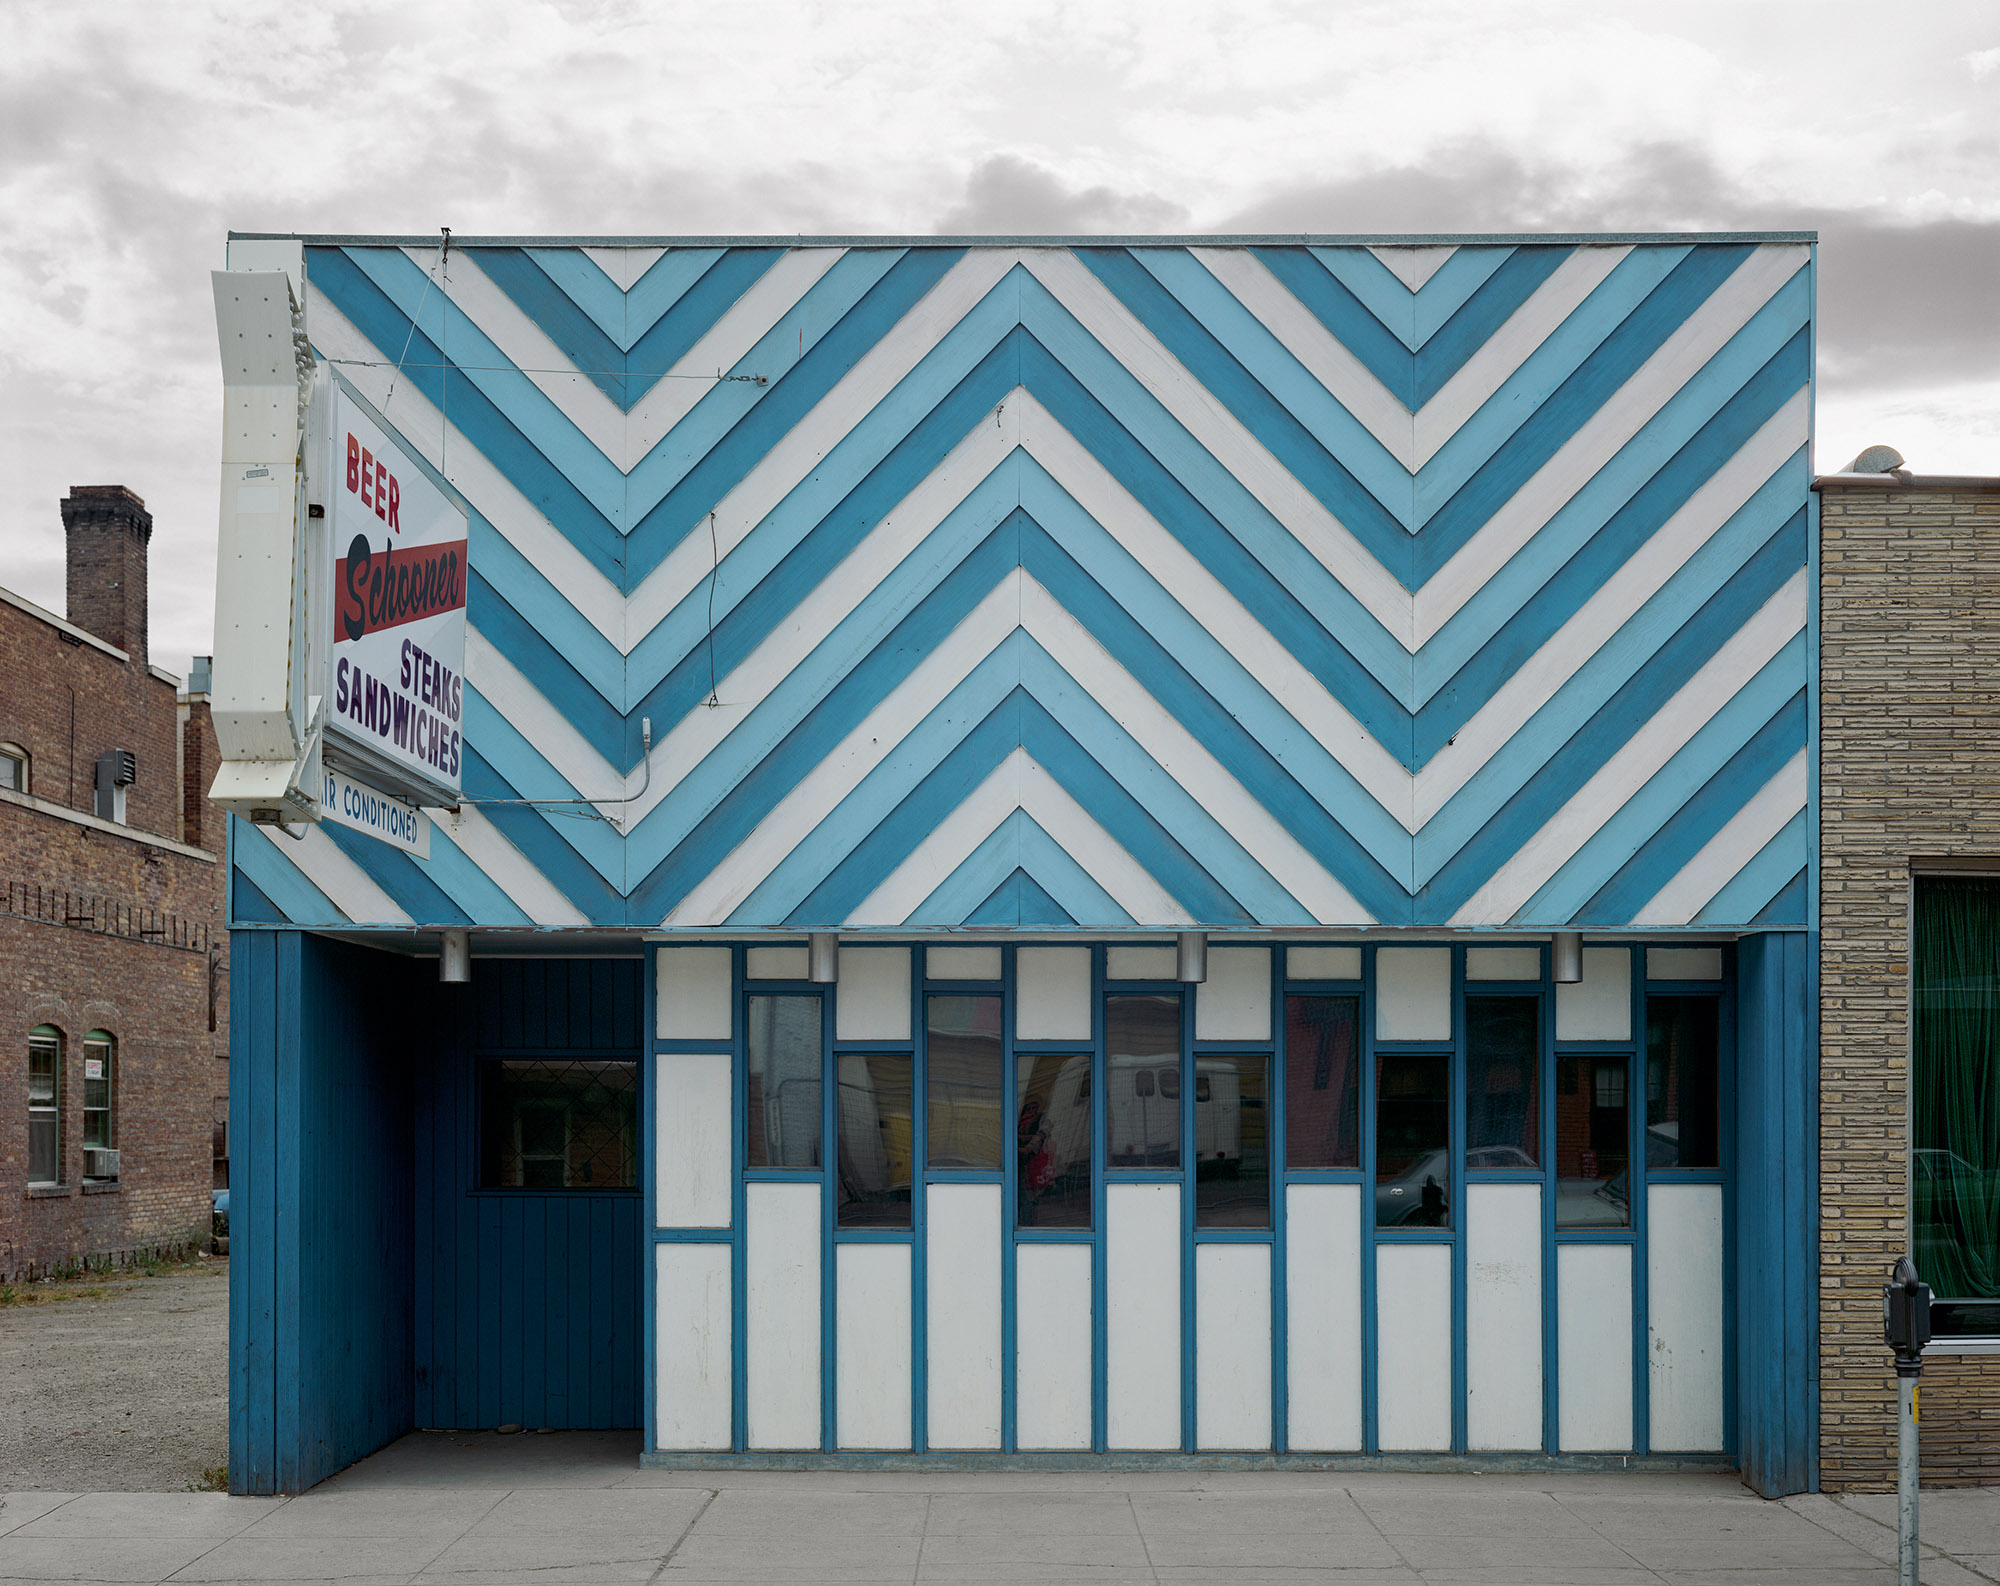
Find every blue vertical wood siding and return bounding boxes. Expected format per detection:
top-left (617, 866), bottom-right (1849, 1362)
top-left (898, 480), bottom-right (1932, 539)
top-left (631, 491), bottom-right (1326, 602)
top-left (1734, 930), bottom-right (1817, 1495)
top-left (228, 931), bottom-right (417, 1494)
top-left (413, 957), bottom-right (644, 1431)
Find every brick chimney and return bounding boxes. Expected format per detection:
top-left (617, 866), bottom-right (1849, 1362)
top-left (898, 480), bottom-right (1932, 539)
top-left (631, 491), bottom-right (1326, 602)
top-left (61, 485), bottom-right (152, 664)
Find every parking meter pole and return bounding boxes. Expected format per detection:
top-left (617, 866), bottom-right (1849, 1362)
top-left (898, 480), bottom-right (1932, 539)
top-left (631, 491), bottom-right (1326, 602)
top-left (1884, 1256), bottom-right (1931, 1586)
top-left (1897, 1364), bottom-right (1919, 1586)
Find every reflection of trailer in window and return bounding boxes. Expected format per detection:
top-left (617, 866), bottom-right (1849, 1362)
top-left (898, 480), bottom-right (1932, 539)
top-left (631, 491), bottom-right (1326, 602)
top-left (1106, 1056), bottom-right (1241, 1170)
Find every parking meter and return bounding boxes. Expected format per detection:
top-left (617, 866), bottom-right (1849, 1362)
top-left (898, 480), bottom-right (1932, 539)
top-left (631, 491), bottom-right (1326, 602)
top-left (1884, 1255), bottom-right (1932, 1363)
top-left (1883, 1256), bottom-right (1931, 1586)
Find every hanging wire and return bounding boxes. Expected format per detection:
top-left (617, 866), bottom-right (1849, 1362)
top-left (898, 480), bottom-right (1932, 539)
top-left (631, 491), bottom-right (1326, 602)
top-left (380, 231), bottom-right (450, 413)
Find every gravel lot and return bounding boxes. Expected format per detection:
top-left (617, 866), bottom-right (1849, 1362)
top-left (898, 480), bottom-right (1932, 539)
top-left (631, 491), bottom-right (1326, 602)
top-left (0, 1256), bottom-right (228, 1492)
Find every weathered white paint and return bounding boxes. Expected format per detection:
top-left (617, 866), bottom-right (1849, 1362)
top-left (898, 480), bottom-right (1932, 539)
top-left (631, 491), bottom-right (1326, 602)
top-left (1557, 1243), bottom-right (1634, 1452)
top-left (835, 946), bottom-right (911, 1041)
top-left (1192, 946), bottom-right (1270, 1041)
top-left (657, 945), bottom-right (733, 1040)
top-left (926, 1183), bottom-right (1002, 1450)
top-left (1196, 1244), bottom-right (1272, 1450)
top-left (1015, 947), bottom-right (1092, 1040)
top-left (837, 1243), bottom-right (913, 1451)
top-left (1107, 944), bottom-right (1176, 980)
top-left (746, 1182), bottom-right (821, 1450)
top-left (1466, 1183), bottom-right (1543, 1451)
top-left (1555, 947), bottom-right (1632, 1042)
top-left (1648, 1183), bottom-right (1726, 1451)
top-left (654, 1052), bottom-right (732, 1228)
top-left (653, 1242), bottom-right (732, 1451)
top-left (1376, 1244), bottom-right (1453, 1451)
top-left (1286, 1183), bottom-right (1362, 1451)
top-left (1015, 1243), bottom-right (1093, 1451)
top-left (926, 945), bottom-right (1002, 980)
top-left (1287, 945), bottom-right (1362, 981)
top-left (746, 945), bottom-right (808, 980)
top-left (1465, 946), bottom-right (1542, 981)
top-left (1647, 946), bottom-right (1724, 980)
top-left (1107, 1181), bottom-right (1182, 1449)
top-left (1376, 947), bottom-right (1452, 1042)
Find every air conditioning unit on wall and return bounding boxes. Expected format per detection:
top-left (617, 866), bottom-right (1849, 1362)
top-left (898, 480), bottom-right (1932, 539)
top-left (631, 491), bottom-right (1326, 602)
top-left (83, 1148), bottom-right (120, 1179)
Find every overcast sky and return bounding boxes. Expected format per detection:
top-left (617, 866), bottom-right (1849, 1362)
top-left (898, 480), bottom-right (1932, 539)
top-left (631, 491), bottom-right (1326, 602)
top-left (2, 0), bottom-right (1995, 682)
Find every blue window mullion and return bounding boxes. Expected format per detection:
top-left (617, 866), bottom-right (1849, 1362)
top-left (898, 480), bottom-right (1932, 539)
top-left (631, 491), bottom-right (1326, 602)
top-left (1000, 944), bottom-right (1018, 1455)
top-left (730, 945), bottom-right (748, 1454)
top-left (1090, 945), bottom-right (1108, 1454)
top-left (1631, 948), bottom-right (1650, 1456)
top-left (1451, 945), bottom-right (1468, 1456)
top-left (909, 946), bottom-right (927, 1453)
top-left (1270, 945), bottom-right (1288, 1453)
top-left (1360, 942), bottom-right (1379, 1456)
top-left (1180, 979), bottom-right (1196, 1454)
top-left (821, 988), bottom-right (837, 1454)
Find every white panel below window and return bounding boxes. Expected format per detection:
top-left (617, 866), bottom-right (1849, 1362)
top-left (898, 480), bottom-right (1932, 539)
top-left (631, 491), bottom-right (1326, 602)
top-left (1375, 947), bottom-right (1452, 1041)
top-left (835, 947), bottom-right (911, 1041)
top-left (1648, 1184), bottom-right (1725, 1451)
top-left (1015, 1244), bottom-right (1092, 1450)
top-left (927, 1184), bottom-right (1002, 1450)
top-left (1647, 947), bottom-right (1724, 981)
top-left (746, 1182), bottom-right (821, 1450)
top-left (837, 1243), bottom-right (912, 1450)
top-left (655, 1052), bottom-right (731, 1228)
top-left (1195, 947), bottom-right (1271, 1041)
top-left (1376, 1244), bottom-right (1452, 1451)
top-left (656, 946), bottom-right (732, 1040)
top-left (1557, 1243), bottom-right (1633, 1452)
top-left (654, 1243), bottom-right (731, 1451)
top-left (1465, 1183), bottom-right (1543, 1451)
top-left (1197, 1244), bottom-right (1271, 1450)
top-left (1106, 1181), bottom-right (1181, 1449)
top-left (1286, 1183), bottom-right (1361, 1451)
top-left (1555, 948), bottom-right (1631, 1041)
top-left (1015, 947), bottom-right (1092, 1040)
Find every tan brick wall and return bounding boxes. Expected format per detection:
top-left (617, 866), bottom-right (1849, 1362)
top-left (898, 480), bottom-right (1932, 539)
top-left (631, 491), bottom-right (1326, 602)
top-left (1819, 480), bottom-right (2000, 1490)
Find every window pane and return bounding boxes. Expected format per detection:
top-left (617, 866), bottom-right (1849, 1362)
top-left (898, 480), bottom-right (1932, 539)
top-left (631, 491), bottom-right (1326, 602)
top-left (480, 1058), bottom-right (638, 1188)
top-left (1555, 1054), bottom-right (1630, 1227)
top-left (1016, 1053), bottom-right (1091, 1228)
top-left (1645, 996), bottom-right (1719, 1168)
top-left (1376, 1052), bottom-right (1450, 1227)
top-left (1195, 1053), bottom-right (1269, 1228)
top-left (837, 1053), bottom-right (913, 1226)
top-left (748, 994), bottom-right (823, 1168)
top-left (1106, 993), bottom-right (1180, 1168)
top-left (927, 994), bottom-right (1002, 1169)
top-left (1914, 876), bottom-right (2000, 1322)
top-left (30, 1116), bottom-right (57, 1185)
top-left (29, 1036), bottom-right (58, 1106)
top-left (1284, 995), bottom-right (1359, 1168)
top-left (1466, 997), bottom-right (1539, 1168)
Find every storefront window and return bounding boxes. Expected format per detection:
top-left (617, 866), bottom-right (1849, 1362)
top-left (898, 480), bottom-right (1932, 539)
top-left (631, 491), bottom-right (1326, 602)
top-left (1194, 1053), bottom-right (1269, 1229)
top-left (836, 1053), bottom-right (913, 1226)
top-left (481, 1058), bottom-right (638, 1188)
top-left (1106, 994), bottom-right (1180, 1168)
top-left (1645, 997), bottom-right (1720, 1168)
top-left (1284, 995), bottom-right (1359, 1168)
top-left (1015, 1053), bottom-right (1091, 1227)
top-left (927, 995), bottom-right (1003, 1169)
top-left (1555, 1054), bottom-right (1630, 1227)
top-left (1376, 1051), bottom-right (1449, 1227)
top-left (748, 994), bottom-right (822, 1168)
top-left (1913, 877), bottom-right (2000, 1337)
top-left (1466, 997), bottom-right (1538, 1168)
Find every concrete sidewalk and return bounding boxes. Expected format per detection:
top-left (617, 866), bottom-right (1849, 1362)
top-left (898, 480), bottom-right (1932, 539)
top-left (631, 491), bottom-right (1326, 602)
top-left (3, 1435), bottom-right (1998, 1585)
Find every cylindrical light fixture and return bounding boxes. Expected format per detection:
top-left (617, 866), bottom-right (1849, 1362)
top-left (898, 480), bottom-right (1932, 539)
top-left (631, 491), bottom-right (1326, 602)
top-left (1176, 931), bottom-right (1208, 984)
top-left (1552, 931), bottom-right (1583, 984)
top-left (808, 932), bottom-right (840, 984)
top-left (439, 928), bottom-right (472, 983)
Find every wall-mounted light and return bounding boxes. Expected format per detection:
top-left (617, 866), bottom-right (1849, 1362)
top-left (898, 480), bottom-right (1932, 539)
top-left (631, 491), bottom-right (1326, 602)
top-left (1553, 931), bottom-right (1583, 984)
top-left (809, 932), bottom-right (839, 984)
top-left (439, 928), bottom-right (471, 983)
top-left (1177, 931), bottom-right (1207, 984)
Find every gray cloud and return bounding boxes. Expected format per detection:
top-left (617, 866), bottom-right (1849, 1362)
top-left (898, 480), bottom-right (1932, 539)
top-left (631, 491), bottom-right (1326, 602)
top-left (1217, 141), bottom-right (2000, 396)
top-left (936, 154), bottom-right (1191, 235)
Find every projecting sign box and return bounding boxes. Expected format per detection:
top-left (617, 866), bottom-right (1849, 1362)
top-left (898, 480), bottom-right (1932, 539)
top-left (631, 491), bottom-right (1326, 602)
top-left (323, 385), bottom-right (468, 809)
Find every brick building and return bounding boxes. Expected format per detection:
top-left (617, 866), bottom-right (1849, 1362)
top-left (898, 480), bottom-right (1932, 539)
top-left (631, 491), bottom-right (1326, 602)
top-left (1, 485), bottom-right (227, 1281)
top-left (1818, 465), bottom-right (2000, 1488)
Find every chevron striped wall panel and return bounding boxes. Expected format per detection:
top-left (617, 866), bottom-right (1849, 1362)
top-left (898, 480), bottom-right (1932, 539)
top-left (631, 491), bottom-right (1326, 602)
top-left (228, 237), bottom-right (1814, 933)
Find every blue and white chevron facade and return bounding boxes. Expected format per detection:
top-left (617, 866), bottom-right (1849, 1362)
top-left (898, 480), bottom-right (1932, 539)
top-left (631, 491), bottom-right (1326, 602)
top-left (229, 236), bottom-right (1815, 934)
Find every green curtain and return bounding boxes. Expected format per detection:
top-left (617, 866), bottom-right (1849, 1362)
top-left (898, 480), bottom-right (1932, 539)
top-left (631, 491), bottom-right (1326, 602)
top-left (1913, 877), bottom-right (2000, 1299)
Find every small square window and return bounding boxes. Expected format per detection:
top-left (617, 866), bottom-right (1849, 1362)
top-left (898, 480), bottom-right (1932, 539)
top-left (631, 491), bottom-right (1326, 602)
top-left (481, 1058), bottom-right (638, 1189)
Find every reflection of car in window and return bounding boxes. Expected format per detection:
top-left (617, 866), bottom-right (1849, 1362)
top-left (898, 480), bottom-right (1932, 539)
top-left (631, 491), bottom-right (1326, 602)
top-left (1376, 1148), bottom-right (1450, 1226)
